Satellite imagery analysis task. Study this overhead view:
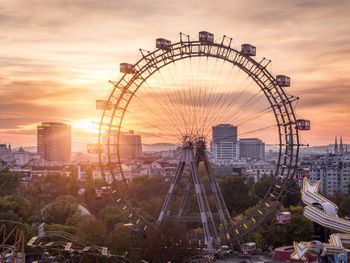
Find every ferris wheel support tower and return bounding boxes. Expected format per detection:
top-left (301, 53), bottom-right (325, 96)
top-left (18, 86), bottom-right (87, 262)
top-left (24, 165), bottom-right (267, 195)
top-left (157, 138), bottom-right (233, 252)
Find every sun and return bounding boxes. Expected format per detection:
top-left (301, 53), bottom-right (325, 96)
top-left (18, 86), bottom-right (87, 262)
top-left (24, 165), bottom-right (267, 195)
top-left (72, 118), bottom-right (99, 134)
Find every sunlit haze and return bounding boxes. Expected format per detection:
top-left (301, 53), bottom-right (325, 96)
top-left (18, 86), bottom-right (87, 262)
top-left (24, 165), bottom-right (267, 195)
top-left (1, 0), bottom-right (350, 150)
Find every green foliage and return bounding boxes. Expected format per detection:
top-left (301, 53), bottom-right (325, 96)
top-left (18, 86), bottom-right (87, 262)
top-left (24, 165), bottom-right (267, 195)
top-left (98, 205), bottom-right (124, 230)
top-left (126, 175), bottom-right (169, 218)
top-left (282, 180), bottom-right (301, 207)
top-left (107, 223), bottom-right (132, 255)
top-left (41, 195), bottom-right (80, 225)
top-left (76, 215), bottom-right (107, 245)
top-left (219, 176), bottom-right (259, 215)
top-left (128, 175), bottom-right (169, 201)
top-left (339, 195), bottom-right (350, 217)
top-left (251, 206), bottom-right (314, 250)
top-left (24, 174), bottom-right (79, 212)
top-left (0, 194), bottom-right (32, 222)
top-left (0, 170), bottom-right (21, 196)
top-left (254, 175), bottom-right (273, 198)
top-left (0, 166), bottom-right (328, 257)
top-left (332, 191), bottom-right (350, 217)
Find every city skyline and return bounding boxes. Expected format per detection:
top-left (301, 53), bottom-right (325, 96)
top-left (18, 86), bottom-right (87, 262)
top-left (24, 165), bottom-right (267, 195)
top-left (1, 0), bottom-right (350, 148)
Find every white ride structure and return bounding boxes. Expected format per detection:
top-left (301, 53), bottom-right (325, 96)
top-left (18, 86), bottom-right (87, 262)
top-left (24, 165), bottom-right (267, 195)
top-left (302, 178), bottom-right (350, 233)
top-left (291, 178), bottom-right (350, 261)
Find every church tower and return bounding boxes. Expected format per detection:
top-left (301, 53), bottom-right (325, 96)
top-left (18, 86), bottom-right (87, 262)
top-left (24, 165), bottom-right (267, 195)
top-left (335, 136), bottom-right (338, 154)
top-left (340, 136), bottom-right (344, 155)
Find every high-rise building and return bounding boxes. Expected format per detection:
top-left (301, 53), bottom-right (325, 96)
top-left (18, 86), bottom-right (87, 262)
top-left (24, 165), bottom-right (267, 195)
top-left (119, 130), bottom-right (142, 159)
top-left (108, 130), bottom-right (142, 160)
top-left (239, 138), bottom-right (265, 160)
top-left (212, 124), bottom-right (237, 143)
top-left (37, 122), bottom-right (71, 163)
top-left (211, 124), bottom-right (239, 162)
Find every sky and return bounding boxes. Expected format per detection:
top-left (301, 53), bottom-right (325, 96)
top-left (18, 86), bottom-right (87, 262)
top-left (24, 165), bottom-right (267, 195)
top-left (1, 0), bottom-right (350, 150)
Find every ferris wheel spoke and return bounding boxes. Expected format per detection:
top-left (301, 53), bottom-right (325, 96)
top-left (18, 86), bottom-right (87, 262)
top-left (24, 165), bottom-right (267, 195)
top-left (235, 106), bottom-right (273, 126)
top-left (199, 61), bottom-right (238, 137)
top-left (238, 125), bottom-right (277, 137)
top-left (231, 94), bottom-right (265, 124)
top-left (205, 71), bottom-right (256, 131)
top-left (133, 77), bottom-right (188, 136)
top-left (127, 93), bottom-right (184, 138)
top-left (224, 89), bottom-right (264, 123)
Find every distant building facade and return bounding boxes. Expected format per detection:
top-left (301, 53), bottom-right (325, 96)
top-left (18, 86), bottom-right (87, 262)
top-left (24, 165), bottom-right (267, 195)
top-left (239, 138), bottom-right (265, 160)
top-left (120, 130), bottom-right (142, 159)
top-left (211, 124), bottom-right (239, 163)
top-left (37, 122), bottom-right (71, 163)
top-left (108, 130), bottom-right (142, 160)
top-left (0, 143), bottom-right (14, 163)
top-left (300, 137), bottom-right (350, 196)
top-left (13, 147), bottom-right (31, 166)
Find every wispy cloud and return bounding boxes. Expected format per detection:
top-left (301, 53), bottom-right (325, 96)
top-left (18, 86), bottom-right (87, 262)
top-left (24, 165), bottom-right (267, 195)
top-left (0, 0), bottom-right (350, 147)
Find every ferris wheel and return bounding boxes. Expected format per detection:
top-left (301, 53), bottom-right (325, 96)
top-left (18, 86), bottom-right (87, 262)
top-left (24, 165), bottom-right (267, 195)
top-left (93, 31), bottom-right (310, 254)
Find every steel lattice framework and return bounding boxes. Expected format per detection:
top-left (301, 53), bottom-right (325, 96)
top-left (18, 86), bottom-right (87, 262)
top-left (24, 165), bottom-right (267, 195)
top-left (97, 32), bottom-right (300, 249)
top-left (0, 220), bottom-right (25, 263)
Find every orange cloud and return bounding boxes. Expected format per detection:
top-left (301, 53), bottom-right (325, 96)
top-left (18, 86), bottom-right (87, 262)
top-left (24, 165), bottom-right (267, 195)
top-left (1, 0), bottom-right (350, 148)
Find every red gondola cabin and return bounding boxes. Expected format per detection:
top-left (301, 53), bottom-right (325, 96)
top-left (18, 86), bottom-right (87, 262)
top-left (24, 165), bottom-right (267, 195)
top-left (241, 242), bottom-right (256, 255)
top-left (199, 31), bottom-right (214, 43)
top-left (276, 75), bottom-right (290, 87)
top-left (156, 38), bottom-right (172, 51)
top-left (296, 119), bottom-right (311, 130)
top-left (241, 44), bottom-right (256, 56)
top-left (120, 63), bottom-right (136, 74)
top-left (276, 211), bottom-right (291, 225)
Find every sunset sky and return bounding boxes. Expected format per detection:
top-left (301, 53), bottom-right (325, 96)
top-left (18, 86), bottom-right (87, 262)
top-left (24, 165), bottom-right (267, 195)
top-left (1, 0), bottom-right (350, 150)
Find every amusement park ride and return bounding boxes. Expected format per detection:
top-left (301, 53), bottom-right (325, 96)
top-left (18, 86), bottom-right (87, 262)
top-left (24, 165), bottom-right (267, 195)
top-left (0, 220), bottom-right (130, 263)
top-left (26, 230), bottom-right (131, 263)
top-left (289, 178), bottom-right (350, 262)
top-left (0, 221), bottom-right (25, 263)
top-left (93, 30), bottom-right (312, 257)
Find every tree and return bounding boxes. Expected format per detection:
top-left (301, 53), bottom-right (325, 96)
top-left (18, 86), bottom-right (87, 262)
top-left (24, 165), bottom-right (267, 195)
top-left (338, 195), bottom-right (350, 217)
top-left (254, 206), bottom-right (314, 249)
top-left (0, 170), bottom-right (20, 196)
top-left (126, 175), bottom-right (170, 218)
top-left (76, 216), bottom-right (107, 245)
top-left (25, 174), bottom-right (79, 213)
top-left (0, 194), bottom-right (32, 222)
top-left (282, 180), bottom-right (301, 207)
top-left (219, 176), bottom-right (258, 215)
top-left (254, 176), bottom-right (301, 207)
top-left (254, 175), bottom-right (273, 199)
top-left (98, 205), bottom-right (125, 230)
top-left (107, 223), bottom-right (132, 256)
top-left (41, 195), bottom-right (80, 225)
